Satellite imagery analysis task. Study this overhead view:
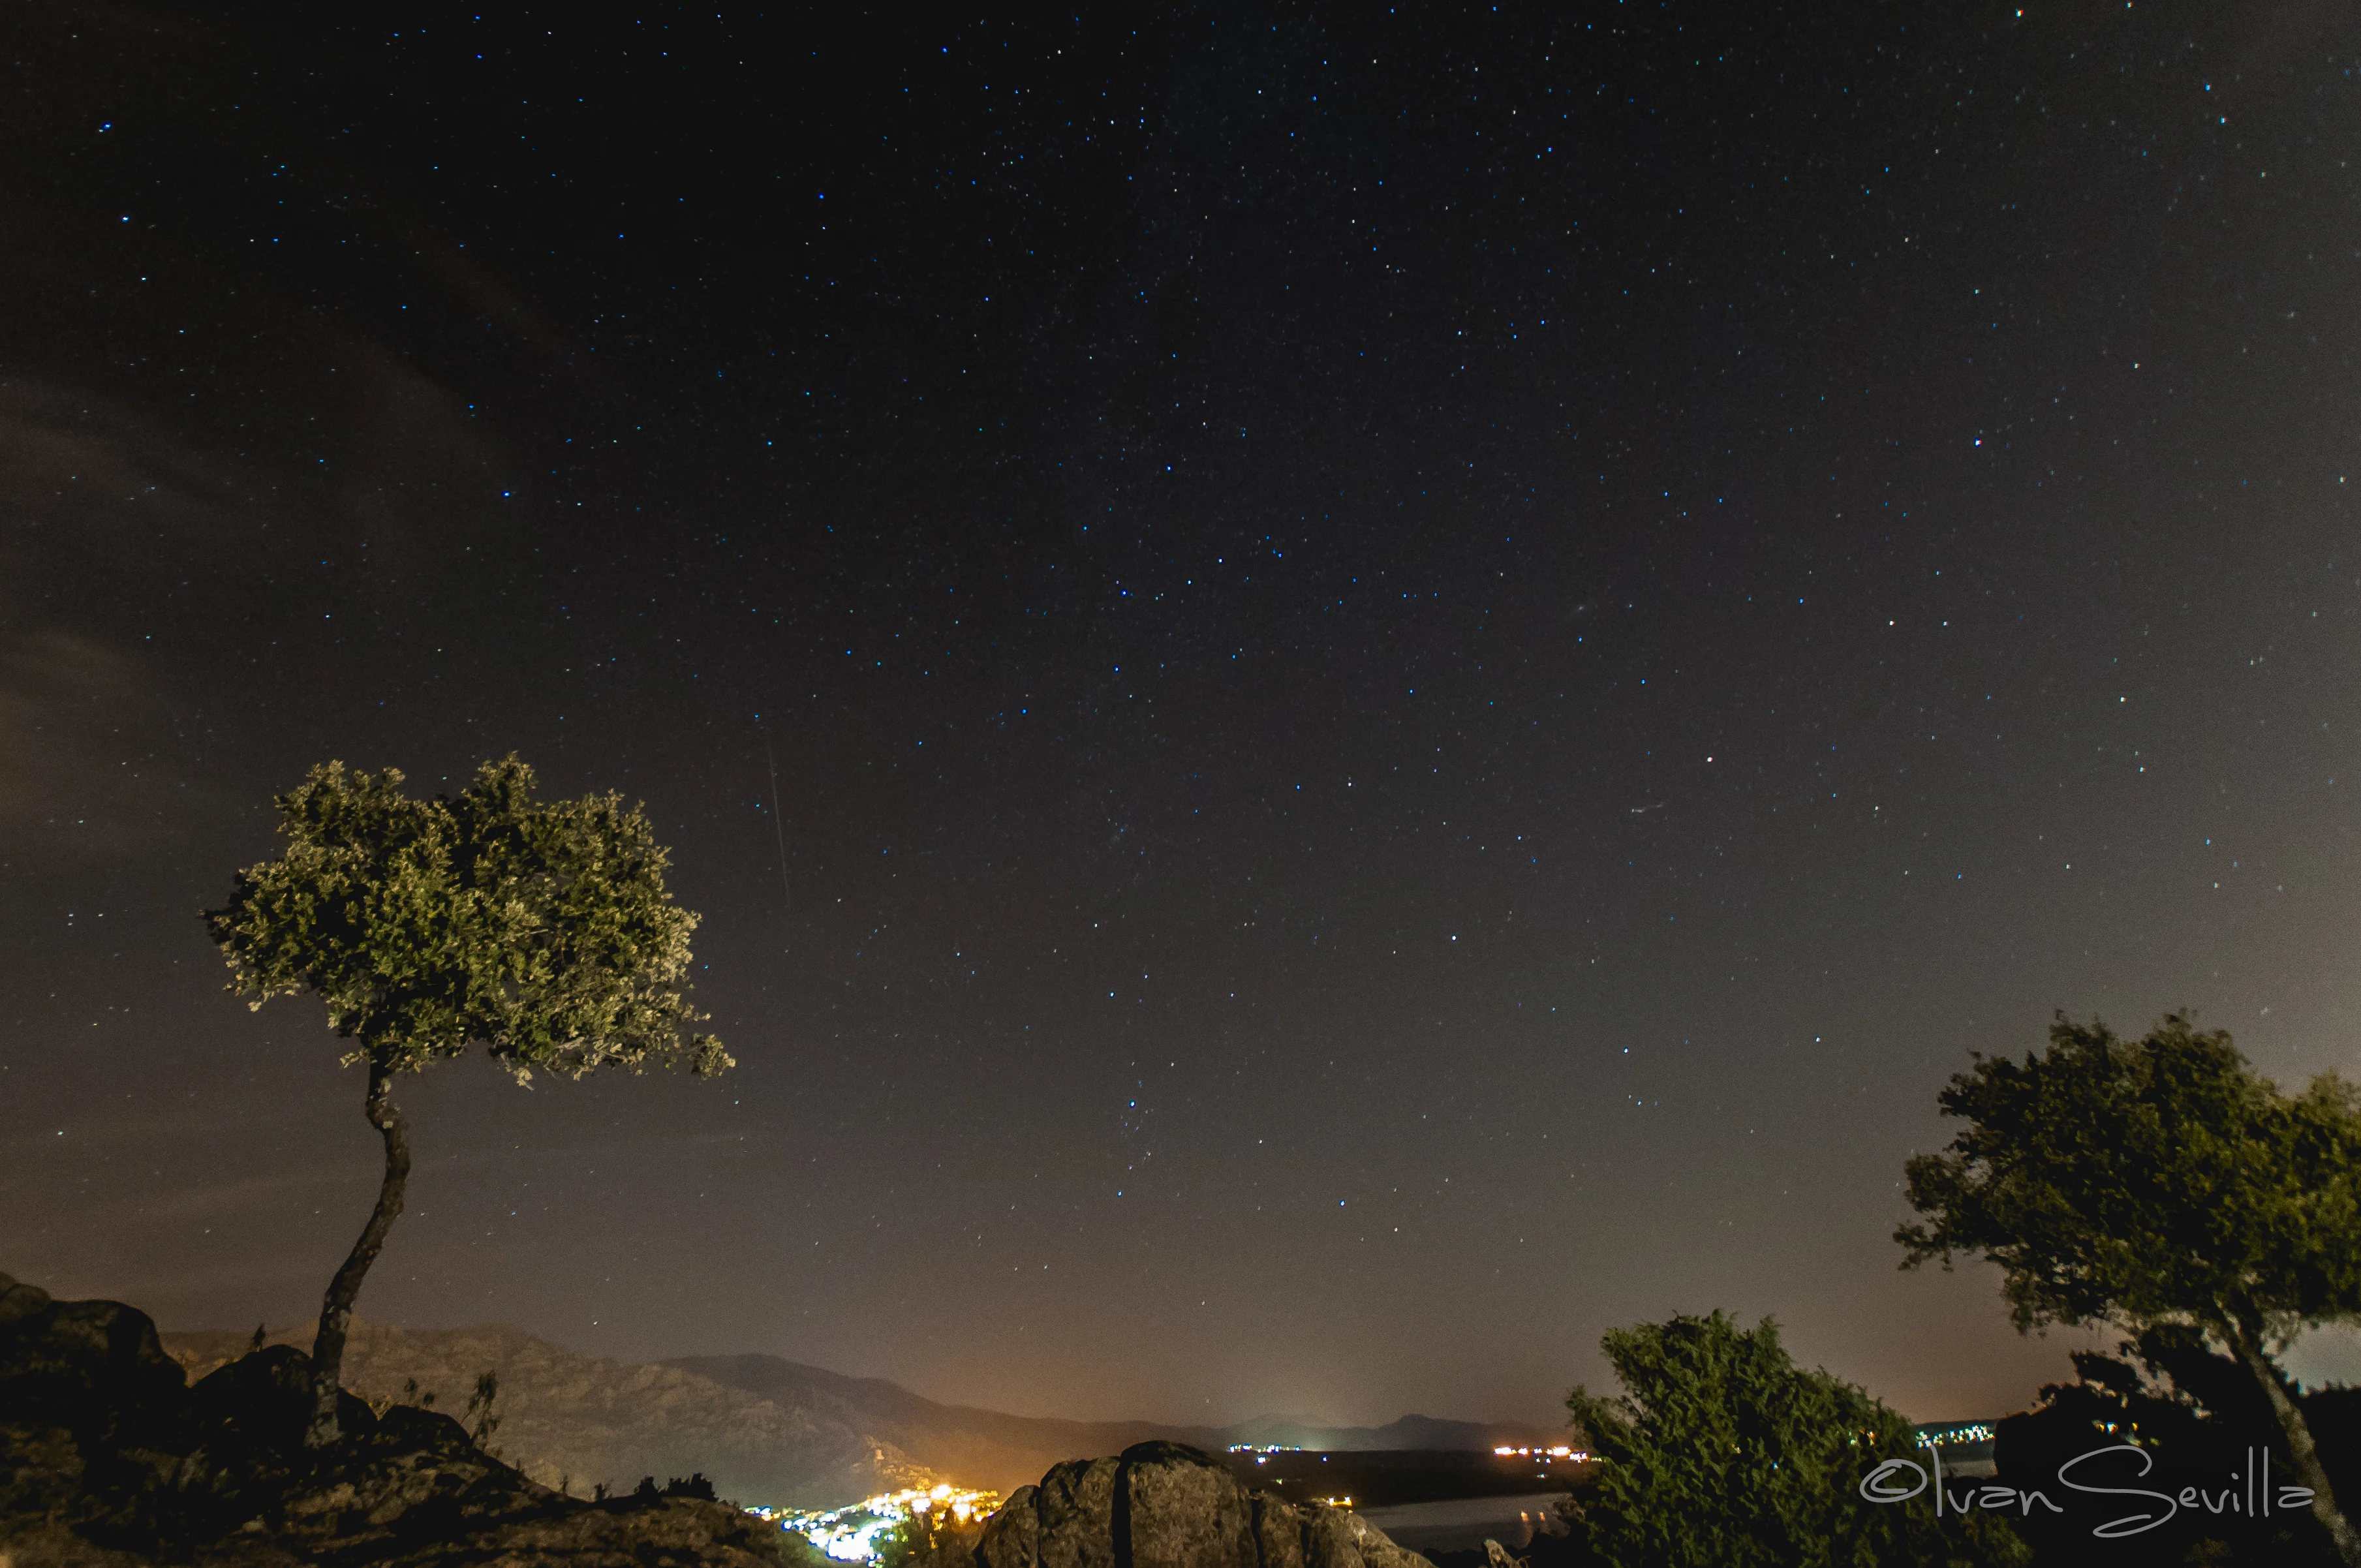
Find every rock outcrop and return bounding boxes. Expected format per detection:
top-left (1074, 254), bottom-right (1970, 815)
top-left (0, 1269), bottom-right (785, 1567)
top-left (955, 1443), bottom-right (1433, 1568)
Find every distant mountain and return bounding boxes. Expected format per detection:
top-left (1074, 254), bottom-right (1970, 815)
top-left (163, 1323), bottom-right (1561, 1509)
top-left (669, 1355), bottom-right (1566, 1491)
top-left (1218, 1413), bottom-right (1558, 1453)
top-left (664, 1353), bottom-right (1224, 1492)
top-left (166, 1321), bottom-right (934, 1507)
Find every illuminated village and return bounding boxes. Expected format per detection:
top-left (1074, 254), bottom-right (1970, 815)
top-left (748, 1484), bottom-right (1003, 1561)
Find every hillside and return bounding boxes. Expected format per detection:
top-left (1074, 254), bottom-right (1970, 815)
top-left (164, 1323), bottom-right (1563, 1508)
top-left (165, 1321), bottom-right (932, 1508)
top-left (663, 1353), bottom-right (1219, 1492)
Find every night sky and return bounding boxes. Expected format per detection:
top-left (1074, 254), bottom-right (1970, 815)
top-left (8, 0), bottom-right (2361, 1434)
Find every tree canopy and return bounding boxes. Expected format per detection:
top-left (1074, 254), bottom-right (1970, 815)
top-left (1896, 1013), bottom-right (2361, 1564)
top-left (1566, 1310), bottom-right (2027, 1568)
top-left (207, 755), bottom-right (732, 1083)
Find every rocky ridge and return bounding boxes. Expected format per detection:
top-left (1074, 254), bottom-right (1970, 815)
top-left (0, 1270), bottom-right (784, 1567)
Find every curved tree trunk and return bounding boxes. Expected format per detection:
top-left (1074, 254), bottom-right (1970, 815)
top-left (304, 1061), bottom-right (410, 1448)
top-left (2227, 1325), bottom-right (2361, 1566)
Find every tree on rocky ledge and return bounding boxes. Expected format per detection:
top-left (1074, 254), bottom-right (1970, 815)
top-left (205, 755), bottom-right (733, 1448)
top-left (1898, 1012), bottom-right (2361, 1567)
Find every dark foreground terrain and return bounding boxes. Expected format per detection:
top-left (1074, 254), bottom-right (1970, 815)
top-left (3, 1271), bottom-right (1476, 1568)
top-left (0, 1270), bottom-right (782, 1567)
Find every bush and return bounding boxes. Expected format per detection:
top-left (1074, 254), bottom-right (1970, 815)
top-left (1566, 1310), bottom-right (2028, 1568)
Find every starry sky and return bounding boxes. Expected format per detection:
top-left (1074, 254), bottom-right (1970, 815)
top-left (7, 0), bottom-right (2361, 1433)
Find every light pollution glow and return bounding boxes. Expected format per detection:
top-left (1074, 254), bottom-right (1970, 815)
top-left (748, 1484), bottom-right (1003, 1561)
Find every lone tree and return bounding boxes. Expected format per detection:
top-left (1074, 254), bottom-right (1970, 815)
top-left (1898, 1013), bottom-right (2361, 1567)
top-left (1566, 1310), bottom-right (2027, 1567)
top-left (206, 756), bottom-right (733, 1447)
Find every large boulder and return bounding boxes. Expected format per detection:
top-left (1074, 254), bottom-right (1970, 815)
top-left (1031, 1456), bottom-right (1119, 1568)
top-left (0, 1270), bottom-right (191, 1454)
top-left (1120, 1443), bottom-right (1256, 1568)
top-left (968, 1444), bottom-right (1432, 1568)
top-left (0, 1268), bottom-right (206, 1554)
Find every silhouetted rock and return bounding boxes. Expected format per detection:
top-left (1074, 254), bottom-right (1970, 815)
top-left (0, 1268), bottom-right (786, 1567)
top-left (0, 1269), bottom-right (190, 1452)
top-left (0, 1272), bottom-right (52, 1323)
top-left (966, 1443), bottom-right (1433, 1568)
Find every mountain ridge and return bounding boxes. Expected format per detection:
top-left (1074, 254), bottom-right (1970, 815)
top-left (162, 1323), bottom-right (1561, 1507)
top-left (664, 1354), bottom-right (1558, 1458)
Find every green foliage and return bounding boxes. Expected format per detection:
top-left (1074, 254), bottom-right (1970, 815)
top-left (1895, 1013), bottom-right (2361, 1345)
top-left (1566, 1310), bottom-right (2027, 1568)
top-left (874, 1511), bottom-right (959, 1568)
top-left (872, 1518), bottom-right (923, 1568)
top-left (205, 755), bottom-right (731, 1083)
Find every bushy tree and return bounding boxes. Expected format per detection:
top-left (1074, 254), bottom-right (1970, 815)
top-left (1896, 1013), bottom-right (2361, 1565)
top-left (876, 1505), bottom-right (963, 1568)
top-left (206, 755), bottom-right (732, 1446)
top-left (1566, 1310), bottom-right (2027, 1568)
